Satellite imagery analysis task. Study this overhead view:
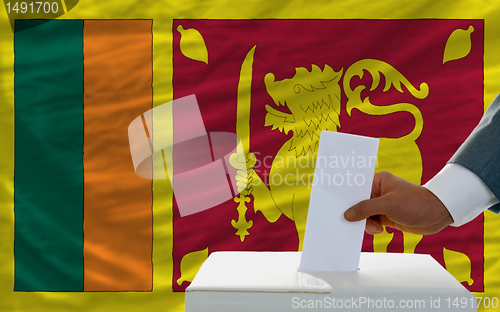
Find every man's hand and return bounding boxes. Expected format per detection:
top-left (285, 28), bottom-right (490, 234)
top-left (344, 171), bottom-right (454, 235)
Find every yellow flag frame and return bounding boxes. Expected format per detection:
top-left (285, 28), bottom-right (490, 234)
top-left (1, 1), bottom-right (500, 311)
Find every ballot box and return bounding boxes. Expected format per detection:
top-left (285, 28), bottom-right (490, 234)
top-left (185, 251), bottom-right (476, 312)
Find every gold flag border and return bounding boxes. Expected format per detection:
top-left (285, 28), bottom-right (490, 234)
top-left (1, 1), bottom-right (500, 311)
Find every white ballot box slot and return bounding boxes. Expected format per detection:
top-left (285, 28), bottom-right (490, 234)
top-left (185, 252), bottom-right (476, 311)
top-left (185, 132), bottom-right (476, 311)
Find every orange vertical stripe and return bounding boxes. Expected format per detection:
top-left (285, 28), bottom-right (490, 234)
top-left (83, 20), bottom-right (153, 291)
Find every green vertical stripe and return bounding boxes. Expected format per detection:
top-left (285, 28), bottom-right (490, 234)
top-left (14, 19), bottom-right (84, 292)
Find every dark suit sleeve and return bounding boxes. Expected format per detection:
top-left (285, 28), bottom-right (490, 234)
top-left (449, 94), bottom-right (500, 213)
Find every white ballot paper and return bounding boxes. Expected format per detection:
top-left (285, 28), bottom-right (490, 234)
top-left (299, 131), bottom-right (379, 272)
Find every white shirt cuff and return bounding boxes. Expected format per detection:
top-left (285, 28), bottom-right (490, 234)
top-left (423, 163), bottom-right (499, 227)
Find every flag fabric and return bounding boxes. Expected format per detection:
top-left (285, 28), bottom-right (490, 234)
top-left (1, 1), bottom-right (500, 312)
top-left (171, 18), bottom-right (485, 292)
top-left (13, 19), bottom-right (153, 292)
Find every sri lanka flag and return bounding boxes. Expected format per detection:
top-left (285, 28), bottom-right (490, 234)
top-left (5, 12), bottom-right (496, 312)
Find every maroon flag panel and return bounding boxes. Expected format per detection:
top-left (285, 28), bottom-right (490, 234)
top-left (172, 19), bottom-right (484, 292)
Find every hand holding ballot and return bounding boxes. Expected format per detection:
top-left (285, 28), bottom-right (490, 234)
top-left (344, 171), bottom-right (453, 235)
top-left (346, 93), bottom-right (500, 234)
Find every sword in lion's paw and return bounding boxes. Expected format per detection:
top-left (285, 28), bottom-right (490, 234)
top-left (229, 45), bottom-right (257, 242)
